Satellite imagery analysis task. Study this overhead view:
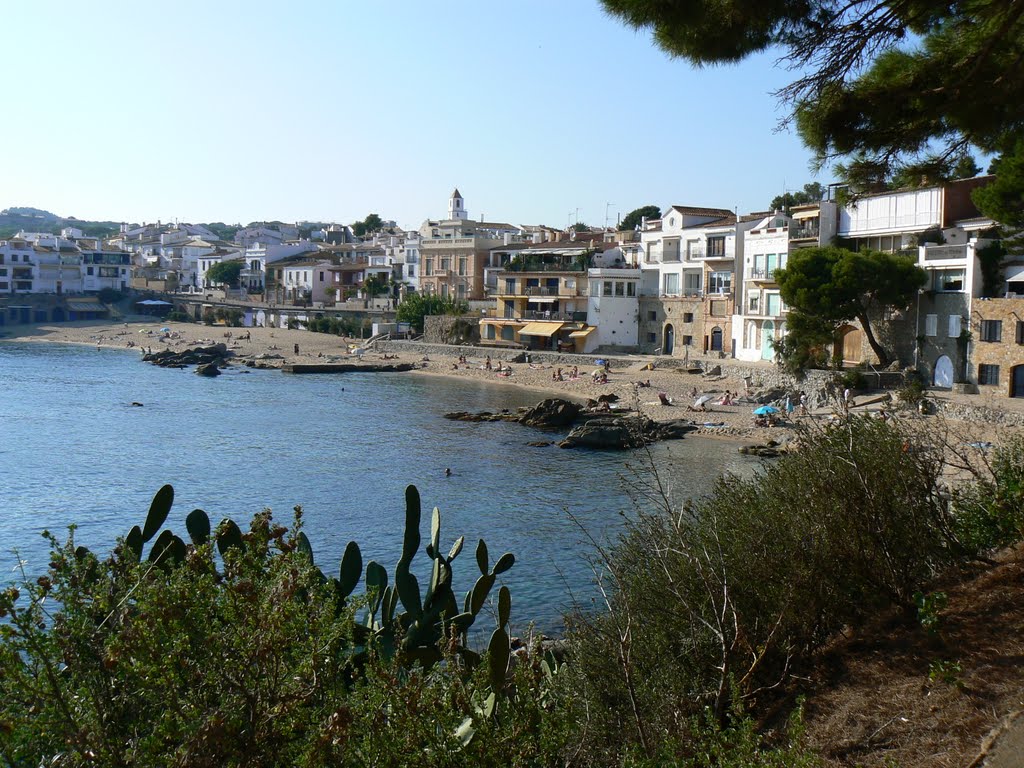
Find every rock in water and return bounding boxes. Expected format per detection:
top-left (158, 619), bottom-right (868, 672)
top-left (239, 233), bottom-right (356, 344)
top-left (195, 363), bottom-right (221, 377)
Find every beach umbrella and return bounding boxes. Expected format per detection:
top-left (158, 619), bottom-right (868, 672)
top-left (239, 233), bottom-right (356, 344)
top-left (159, 327), bottom-right (171, 333)
top-left (753, 405), bottom-right (780, 415)
top-left (694, 394), bottom-right (713, 407)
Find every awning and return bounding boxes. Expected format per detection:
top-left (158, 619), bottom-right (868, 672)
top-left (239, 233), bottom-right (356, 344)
top-left (67, 301), bottom-right (105, 312)
top-left (568, 326), bottom-right (597, 339)
top-left (1005, 264), bottom-right (1024, 282)
top-left (526, 297), bottom-right (557, 303)
top-left (518, 322), bottom-right (564, 337)
top-left (791, 208), bottom-right (820, 219)
top-left (137, 299), bottom-right (173, 306)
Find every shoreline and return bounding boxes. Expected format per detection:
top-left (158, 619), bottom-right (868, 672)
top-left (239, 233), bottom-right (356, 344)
top-left (4, 318), bottom-right (1018, 450)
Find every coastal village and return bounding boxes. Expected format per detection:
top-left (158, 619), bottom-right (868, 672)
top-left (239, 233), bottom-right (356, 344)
top-left (2, 181), bottom-right (1023, 409)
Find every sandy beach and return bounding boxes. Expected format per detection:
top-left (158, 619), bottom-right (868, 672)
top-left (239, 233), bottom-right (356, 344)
top-left (3, 317), bottom-right (1020, 451)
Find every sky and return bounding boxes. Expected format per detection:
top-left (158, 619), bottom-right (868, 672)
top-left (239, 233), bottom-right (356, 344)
top-left (4, 0), bottom-right (826, 231)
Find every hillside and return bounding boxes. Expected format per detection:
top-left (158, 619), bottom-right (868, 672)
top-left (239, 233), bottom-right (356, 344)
top-left (0, 207), bottom-right (122, 239)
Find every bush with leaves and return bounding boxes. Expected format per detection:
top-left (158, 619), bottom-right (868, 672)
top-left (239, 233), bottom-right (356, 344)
top-left (561, 417), bottom-right (979, 764)
top-left (0, 486), bottom-right (559, 767)
top-left (953, 434), bottom-right (1024, 552)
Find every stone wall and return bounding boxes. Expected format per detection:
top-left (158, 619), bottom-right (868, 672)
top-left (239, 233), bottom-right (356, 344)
top-left (970, 297), bottom-right (1024, 397)
top-left (421, 315), bottom-right (481, 345)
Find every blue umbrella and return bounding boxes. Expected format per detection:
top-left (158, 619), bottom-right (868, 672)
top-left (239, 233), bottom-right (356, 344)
top-left (753, 405), bottom-right (780, 415)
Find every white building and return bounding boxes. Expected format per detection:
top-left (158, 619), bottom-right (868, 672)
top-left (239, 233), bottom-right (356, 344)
top-left (587, 267), bottom-right (642, 349)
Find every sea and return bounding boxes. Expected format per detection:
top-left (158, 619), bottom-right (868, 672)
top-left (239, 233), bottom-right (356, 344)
top-left (0, 342), bottom-right (758, 633)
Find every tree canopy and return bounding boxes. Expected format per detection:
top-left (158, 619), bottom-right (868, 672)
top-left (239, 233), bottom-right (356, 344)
top-left (395, 292), bottom-right (467, 333)
top-left (620, 205), bottom-right (662, 231)
top-left (601, 0), bottom-right (1024, 211)
top-left (774, 246), bottom-right (927, 367)
top-left (769, 182), bottom-right (825, 213)
top-left (352, 213), bottom-right (384, 238)
top-left (205, 260), bottom-right (243, 288)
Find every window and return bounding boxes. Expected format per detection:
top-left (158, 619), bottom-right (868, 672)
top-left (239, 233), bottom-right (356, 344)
top-left (0, 269), bottom-right (5, 276)
top-left (648, 310), bottom-right (657, 321)
top-left (663, 274), bottom-right (679, 295)
top-left (87, 266), bottom-right (94, 275)
top-left (766, 293), bottom-right (782, 317)
top-left (457, 284), bottom-right (466, 299)
top-left (948, 315), bottom-right (962, 338)
top-left (319, 271), bottom-right (325, 281)
top-left (934, 269), bottom-right (965, 292)
top-left (981, 319), bottom-right (1003, 342)
top-left (1017, 320), bottom-right (1024, 344)
top-left (647, 332), bottom-right (656, 343)
top-left (458, 257), bottom-right (467, 276)
top-left (748, 295), bottom-right (759, 312)
top-left (424, 258), bottom-right (434, 276)
top-left (614, 282), bottom-right (625, 297)
top-left (603, 281), bottom-right (613, 296)
top-left (626, 283), bottom-right (635, 297)
top-left (0, 282), bottom-right (7, 290)
top-left (707, 236), bottom-right (726, 257)
top-left (408, 265), bottom-right (415, 276)
top-left (683, 335), bottom-right (693, 346)
top-left (978, 364), bottom-right (1000, 385)
top-left (708, 271), bottom-right (732, 294)
top-left (440, 257), bottom-right (451, 271)
top-left (683, 312), bottom-right (694, 323)
top-left (925, 314), bottom-right (938, 336)
top-left (505, 278), bottom-right (516, 294)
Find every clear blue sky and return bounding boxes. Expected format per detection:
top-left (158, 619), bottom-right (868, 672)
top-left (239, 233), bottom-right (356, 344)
top-left (5, 0), bottom-right (826, 230)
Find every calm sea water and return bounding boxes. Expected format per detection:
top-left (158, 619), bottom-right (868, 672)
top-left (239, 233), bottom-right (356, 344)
top-left (0, 342), bottom-right (756, 632)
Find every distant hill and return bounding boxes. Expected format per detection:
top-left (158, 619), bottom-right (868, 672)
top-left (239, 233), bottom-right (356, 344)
top-left (0, 207), bottom-right (122, 240)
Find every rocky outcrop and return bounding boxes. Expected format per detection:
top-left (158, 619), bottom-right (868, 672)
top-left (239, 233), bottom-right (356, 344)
top-left (144, 344), bottom-right (232, 369)
top-left (518, 398), bottom-right (583, 428)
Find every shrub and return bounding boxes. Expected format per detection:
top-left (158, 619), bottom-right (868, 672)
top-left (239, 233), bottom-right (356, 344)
top-left (952, 435), bottom-right (1024, 551)
top-left (97, 287), bottom-right (123, 304)
top-left (562, 418), bottom-right (968, 763)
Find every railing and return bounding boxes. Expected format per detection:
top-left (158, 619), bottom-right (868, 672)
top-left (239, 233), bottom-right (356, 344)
top-left (688, 246), bottom-right (735, 260)
top-left (749, 269), bottom-right (776, 281)
top-left (789, 225), bottom-right (819, 240)
top-left (481, 309), bottom-right (579, 321)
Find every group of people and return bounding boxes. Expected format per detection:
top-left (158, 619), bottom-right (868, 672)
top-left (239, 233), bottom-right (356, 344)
top-left (551, 365), bottom-right (581, 382)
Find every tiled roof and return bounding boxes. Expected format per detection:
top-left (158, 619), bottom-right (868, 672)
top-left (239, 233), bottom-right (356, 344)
top-left (669, 205), bottom-right (735, 218)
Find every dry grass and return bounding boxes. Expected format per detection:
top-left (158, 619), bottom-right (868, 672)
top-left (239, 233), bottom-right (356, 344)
top-left (785, 543), bottom-right (1024, 767)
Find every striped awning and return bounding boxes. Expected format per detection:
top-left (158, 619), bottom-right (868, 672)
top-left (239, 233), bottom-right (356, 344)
top-left (518, 322), bottom-right (564, 337)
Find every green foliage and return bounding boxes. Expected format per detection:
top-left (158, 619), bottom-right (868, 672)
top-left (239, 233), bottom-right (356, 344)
top-left (775, 246), bottom-right (927, 367)
top-left (352, 213), bottom-right (384, 238)
top-left (928, 659), bottom-right (964, 688)
top-left (838, 366), bottom-right (868, 391)
top-left (204, 260), bottom-right (243, 288)
top-left (0, 485), bottom-right (542, 766)
top-left (306, 315), bottom-right (362, 337)
top-left (769, 182), bottom-right (824, 213)
top-left (395, 292), bottom-right (468, 333)
top-left (361, 273), bottom-right (389, 297)
top-left (914, 590), bottom-right (948, 636)
top-left (203, 221), bottom-right (241, 241)
top-left (601, 0), bottom-right (1022, 198)
top-left (620, 205), bottom-right (662, 231)
top-left (976, 241), bottom-right (1008, 297)
top-left (166, 309), bottom-right (190, 322)
top-left (562, 418), bottom-right (977, 763)
top-left (896, 375), bottom-right (926, 408)
top-left (952, 435), bottom-right (1024, 551)
top-left (771, 311), bottom-right (837, 376)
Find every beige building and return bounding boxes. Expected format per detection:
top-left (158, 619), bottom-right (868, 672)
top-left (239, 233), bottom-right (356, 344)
top-left (970, 297), bottom-right (1024, 398)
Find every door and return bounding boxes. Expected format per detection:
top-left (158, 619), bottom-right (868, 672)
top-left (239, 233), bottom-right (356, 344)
top-left (761, 320), bottom-right (775, 361)
top-left (1012, 365), bottom-right (1024, 398)
top-left (933, 355), bottom-right (954, 388)
top-left (663, 323), bottom-right (674, 355)
top-left (710, 326), bottom-right (723, 352)
top-left (840, 325), bottom-right (863, 364)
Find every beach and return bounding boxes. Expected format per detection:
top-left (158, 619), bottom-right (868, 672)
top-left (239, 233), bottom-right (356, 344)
top-left (4, 317), bottom-right (1021, 450)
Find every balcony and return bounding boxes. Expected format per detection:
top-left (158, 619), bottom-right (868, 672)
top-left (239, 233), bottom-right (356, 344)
top-left (688, 245), bottom-right (735, 260)
top-left (749, 269), bottom-right (777, 284)
top-left (481, 308), bottom-right (581, 321)
top-left (789, 225), bottom-right (819, 241)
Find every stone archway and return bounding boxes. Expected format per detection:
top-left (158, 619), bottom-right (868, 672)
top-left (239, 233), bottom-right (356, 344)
top-left (663, 323), bottom-right (675, 355)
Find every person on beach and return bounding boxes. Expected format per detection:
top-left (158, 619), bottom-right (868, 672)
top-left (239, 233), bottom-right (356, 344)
top-left (571, 365), bottom-right (578, 379)
top-left (485, 355), bottom-right (492, 371)
top-left (294, 343), bottom-right (300, 355)
top-left (799, 391), bottom-right (808, 416)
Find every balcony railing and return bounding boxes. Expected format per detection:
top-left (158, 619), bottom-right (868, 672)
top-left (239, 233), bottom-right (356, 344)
top-left (688, 246), bottom-right (735, 260)
top-left (481, 309), bottom-right (580, 321)
top-left (789, 225), bottom-right (819, 240)
top-left (749, 268), bottom-right (777, 282)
